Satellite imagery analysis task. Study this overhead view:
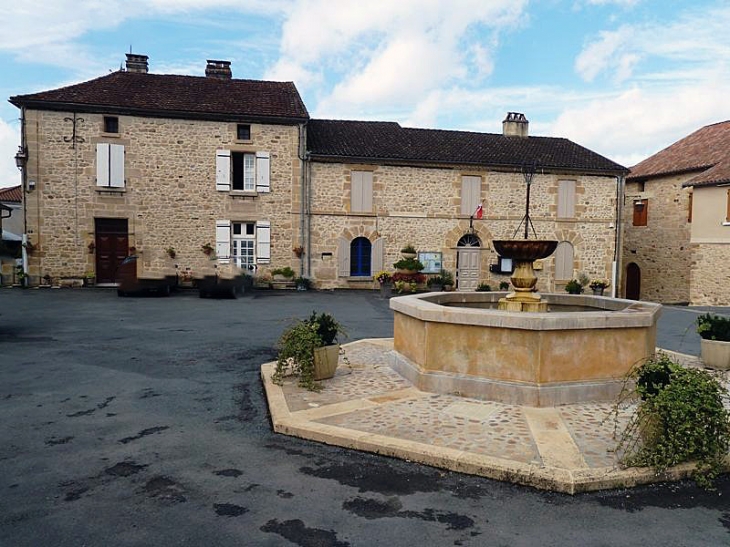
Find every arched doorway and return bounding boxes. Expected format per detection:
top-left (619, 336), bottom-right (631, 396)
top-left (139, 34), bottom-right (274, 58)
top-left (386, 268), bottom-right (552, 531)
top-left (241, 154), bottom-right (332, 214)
top-left (626, 262), bottom-right (641, 300)
top-left (456, 234), bottom-right (481, 291)
top-left (350, 237), bottom-right (372, 276)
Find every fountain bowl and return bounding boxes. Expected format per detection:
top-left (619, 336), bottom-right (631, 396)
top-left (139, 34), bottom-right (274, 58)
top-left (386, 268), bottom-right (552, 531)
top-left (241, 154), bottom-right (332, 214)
top-left (492, 239), bottom-right (558, 261)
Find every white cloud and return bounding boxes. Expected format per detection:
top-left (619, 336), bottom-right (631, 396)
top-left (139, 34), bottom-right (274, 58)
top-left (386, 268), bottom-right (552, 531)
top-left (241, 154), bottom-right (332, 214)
top-left (0, 118), bottom-right (22, 189)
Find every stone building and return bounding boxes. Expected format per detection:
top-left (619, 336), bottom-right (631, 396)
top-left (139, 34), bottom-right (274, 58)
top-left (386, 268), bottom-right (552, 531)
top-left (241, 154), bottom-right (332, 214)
top-left (10, 54), bottom-right (627, 291)
top-left (624, 120), bottom-right (730, 305)
top-left (304, 117), bottom-right (626, 290)
top-left (10, 55), bottom-right (309, 285)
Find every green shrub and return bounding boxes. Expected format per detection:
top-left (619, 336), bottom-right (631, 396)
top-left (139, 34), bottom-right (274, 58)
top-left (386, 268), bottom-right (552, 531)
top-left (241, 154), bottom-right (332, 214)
top-left (697, 313), bottom-right (730, 342)
top-left (476, 282), bottom-right (492, 292)
top-left (272, 266), bottom-right (296, 278)
top-left (565, 279), bottom-right (583, 294)
top-left (393, 257), bottom-right (424, 271)
top-left (616, 355), bottom-right (730, 488)
top-left (499, 281), bottom-right (510, 290)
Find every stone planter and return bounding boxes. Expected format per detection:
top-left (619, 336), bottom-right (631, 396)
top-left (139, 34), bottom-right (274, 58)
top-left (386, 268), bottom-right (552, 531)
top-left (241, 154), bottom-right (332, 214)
top-left (313, 345), bottom-right (339, 380)
top-left (700, 338), bottom-right (730, 370)
top-left (401, 252), bottom-right (417, 259)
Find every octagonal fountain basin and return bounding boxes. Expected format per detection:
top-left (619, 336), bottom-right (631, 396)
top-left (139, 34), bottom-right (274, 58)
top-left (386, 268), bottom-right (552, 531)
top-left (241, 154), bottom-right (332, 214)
top-left (389, 292), bottom-right (662, 407)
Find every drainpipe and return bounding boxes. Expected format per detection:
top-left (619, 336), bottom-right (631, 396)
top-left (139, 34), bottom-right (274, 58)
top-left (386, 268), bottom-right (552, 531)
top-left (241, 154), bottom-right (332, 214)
top-left (297, 122), bottom-right (309, 277)
top-left (612, 174), bottom-right (625, 298)
top-left (19, 106), bottom-right (28, 287)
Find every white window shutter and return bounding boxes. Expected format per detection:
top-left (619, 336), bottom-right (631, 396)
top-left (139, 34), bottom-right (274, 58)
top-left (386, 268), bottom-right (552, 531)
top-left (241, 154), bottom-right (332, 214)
top-left (338, 237), bottom-right (350, 277)
top-left (216, 150), bottom-right (231, 191)
top-left (371, 237), bottom-right (384, 275)
top-left (351, 171), bottom-right (362, 212)
top-left (558, 180), bottom-right (576, 218)
top-left (256, 220), bottom-right (271, 263)
top-left (362, 171), bottom-right (373, 212)
top-left (216, 220), bottom-right (231, 263)
top-left (256, 151), bottom-right (270, 193)
top-left (96, 143), bottom-right (110, 186)
top-left (461, 176), bottom-right (480, 215)
top-left (109, 144), bottom-right (125, 187)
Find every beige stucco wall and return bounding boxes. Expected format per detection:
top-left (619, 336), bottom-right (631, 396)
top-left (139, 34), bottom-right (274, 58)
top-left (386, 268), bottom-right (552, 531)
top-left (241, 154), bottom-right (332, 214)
top-left (22, 109), bottom-right (302, 283)
top-left (306, 162), bottom-right (618, 290)
top-left (691, 185), bottom-right (730, 242)
top-left (621, 174), bottom-right (693, 303)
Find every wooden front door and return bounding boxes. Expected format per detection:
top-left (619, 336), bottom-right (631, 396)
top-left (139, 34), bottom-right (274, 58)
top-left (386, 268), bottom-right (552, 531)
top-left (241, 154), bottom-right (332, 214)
top-left (95, 218), bottom-right (128, 284)
top-left (626, 262), bottom-right (641, 300)
top-left (456, 233), bottom-right (481, 291)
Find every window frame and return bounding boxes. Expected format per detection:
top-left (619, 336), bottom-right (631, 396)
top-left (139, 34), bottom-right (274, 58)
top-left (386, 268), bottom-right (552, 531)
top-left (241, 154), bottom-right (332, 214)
top-left (103, 116), bottom-right (119, 134)
top-left (236, 124), bottom-right (251, 141)
top-left (350, 237), bottom-right (372, 277)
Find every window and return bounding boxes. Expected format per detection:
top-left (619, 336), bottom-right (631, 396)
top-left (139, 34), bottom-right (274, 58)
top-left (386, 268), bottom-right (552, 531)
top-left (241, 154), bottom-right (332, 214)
top-left (554, 241), bottom-right (574, 280)
top-left (633, 199), bottom-right (648, 226)
top-left (337, 236), bottom-right (384, 278)
top-left (351, 171), bottom-right (373, 212)
top-left (557, 180), bottom-right (576, 218)
top-left (215, 219), bottom-right (270, 267)
top-left (350, 237), bottom-right (371, 276)
top-left (216, 150), bottom-right (270, 193)
top-left (237, 124), bottom-right (251, 141)
top-left (104, 116), bottom-right (119, 134)
top-left (96, 143), bottom-right (125, 187)
top-left (460, 175), bottom-right (481, 216)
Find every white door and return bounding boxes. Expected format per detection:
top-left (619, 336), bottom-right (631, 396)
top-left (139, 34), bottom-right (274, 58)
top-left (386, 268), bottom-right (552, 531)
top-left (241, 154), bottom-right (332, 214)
top-left (457, 248), bottom-right (480, 290)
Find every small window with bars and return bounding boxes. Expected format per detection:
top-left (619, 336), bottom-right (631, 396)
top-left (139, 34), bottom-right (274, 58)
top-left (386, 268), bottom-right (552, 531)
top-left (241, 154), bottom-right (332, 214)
top-left (104, 116), bottom-right (119, 134)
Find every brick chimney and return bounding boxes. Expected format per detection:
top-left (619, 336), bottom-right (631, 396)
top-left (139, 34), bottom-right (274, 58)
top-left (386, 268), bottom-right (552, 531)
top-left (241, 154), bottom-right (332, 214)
top-left (205, 60), bottom-right (232, 80)
top-left (125, 53), bottom-right (149, 74)
top-left (502, 112), bottom-right (529, 137)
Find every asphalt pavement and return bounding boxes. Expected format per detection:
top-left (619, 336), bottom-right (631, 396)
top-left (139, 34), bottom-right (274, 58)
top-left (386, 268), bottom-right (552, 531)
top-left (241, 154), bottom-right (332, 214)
top-left (0, 288), bottom-right (728, 547)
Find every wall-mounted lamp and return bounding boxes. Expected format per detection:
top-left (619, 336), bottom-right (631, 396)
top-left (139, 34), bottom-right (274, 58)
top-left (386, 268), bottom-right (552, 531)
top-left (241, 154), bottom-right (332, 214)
top-left (27, 180), bottom-right (36, 191)
top-left (14, 146), bottom-right (28, 170)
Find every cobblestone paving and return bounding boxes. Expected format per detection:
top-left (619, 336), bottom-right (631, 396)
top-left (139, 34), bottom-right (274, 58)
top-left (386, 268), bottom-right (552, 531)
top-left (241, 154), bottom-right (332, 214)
top-left (317, 394), bottom-right (542, 465)
top-left (557, 402), bottom-right (636, 468)
top-left (280, 341), bottom-right (411, 412)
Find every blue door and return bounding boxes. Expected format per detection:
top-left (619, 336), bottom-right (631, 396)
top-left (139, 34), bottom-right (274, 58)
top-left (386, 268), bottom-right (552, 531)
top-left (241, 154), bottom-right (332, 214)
top-left (350, 237), bottom-right (372, 276)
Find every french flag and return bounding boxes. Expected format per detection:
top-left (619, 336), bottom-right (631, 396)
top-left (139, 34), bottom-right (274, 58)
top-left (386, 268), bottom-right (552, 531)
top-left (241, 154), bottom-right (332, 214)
top-left (474, 203), bottom-right (483, 220)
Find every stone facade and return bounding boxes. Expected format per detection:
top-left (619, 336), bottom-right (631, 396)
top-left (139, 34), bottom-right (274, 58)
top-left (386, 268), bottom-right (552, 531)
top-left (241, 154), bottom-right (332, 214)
top-left (621, 173), bottom-right (693, 303)
top-left (22, 108), bottom-right (303, 284)
top-left (305, 161), bottom-right (619, 290)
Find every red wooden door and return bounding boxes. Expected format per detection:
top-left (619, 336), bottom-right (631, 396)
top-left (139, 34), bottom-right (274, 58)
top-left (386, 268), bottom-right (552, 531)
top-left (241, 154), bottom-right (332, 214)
top-left (95, 218), bottom-right (128, 283)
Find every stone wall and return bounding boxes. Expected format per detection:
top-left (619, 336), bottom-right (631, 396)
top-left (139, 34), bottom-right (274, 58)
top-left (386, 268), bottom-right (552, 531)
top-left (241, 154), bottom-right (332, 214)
top-left (690, 243), bottom-right (730, 305)
top-left (307, 162), bottom-right (618, 290)
top-left (22, 109), bottom-right (302, 283)
top-left (621, 174), bottom-right (693, 303)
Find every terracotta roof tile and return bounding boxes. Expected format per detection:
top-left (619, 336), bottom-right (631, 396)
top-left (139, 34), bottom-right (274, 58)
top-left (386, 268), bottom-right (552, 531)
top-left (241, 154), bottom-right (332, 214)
top-left (307, 119), bottom-right (626, 173)
top-left (628, 120), bottom-right (730, 187)
top-left (0, 185), bottom-right (22, 202)
top-left (9, 71), bottom-right (309, 122)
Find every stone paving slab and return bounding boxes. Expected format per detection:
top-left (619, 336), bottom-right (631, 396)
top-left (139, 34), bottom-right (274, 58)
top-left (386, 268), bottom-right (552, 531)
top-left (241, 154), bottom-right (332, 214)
top-left (262, 339), bottom-right (730, 494)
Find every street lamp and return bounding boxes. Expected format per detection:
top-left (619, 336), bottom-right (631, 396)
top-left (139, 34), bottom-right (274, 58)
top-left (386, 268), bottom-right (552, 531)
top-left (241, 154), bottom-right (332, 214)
top-left (14, 146), bottom-right (27, 170)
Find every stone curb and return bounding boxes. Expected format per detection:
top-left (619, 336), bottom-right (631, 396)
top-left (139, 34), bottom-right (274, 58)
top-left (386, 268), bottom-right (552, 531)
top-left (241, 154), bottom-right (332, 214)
top-left (261, 341), bottom-right (727, 494)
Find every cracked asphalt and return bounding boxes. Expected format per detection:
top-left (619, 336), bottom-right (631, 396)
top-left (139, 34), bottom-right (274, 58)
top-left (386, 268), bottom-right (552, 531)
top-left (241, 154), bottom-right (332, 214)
top-left (0, 288), bottom-right (728, 547)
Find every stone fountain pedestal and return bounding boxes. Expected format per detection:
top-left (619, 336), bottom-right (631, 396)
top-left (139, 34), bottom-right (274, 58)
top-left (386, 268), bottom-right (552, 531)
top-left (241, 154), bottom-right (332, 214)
top-left (493, 240), bottom-right (558, 312)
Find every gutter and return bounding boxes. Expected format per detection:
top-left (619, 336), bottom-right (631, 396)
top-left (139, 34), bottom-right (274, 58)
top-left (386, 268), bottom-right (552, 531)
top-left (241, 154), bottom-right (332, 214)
top-left (612, 174), bottom-right (625, 298)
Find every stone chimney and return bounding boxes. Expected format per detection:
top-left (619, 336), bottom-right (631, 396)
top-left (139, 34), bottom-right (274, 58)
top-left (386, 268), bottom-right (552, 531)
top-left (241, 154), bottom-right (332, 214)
top-left (125, 53), bottom-right (149, 74)
top-left (502, 112), bottom-right (529, 137)
top-left (205, 60), bottom-right (232, 80)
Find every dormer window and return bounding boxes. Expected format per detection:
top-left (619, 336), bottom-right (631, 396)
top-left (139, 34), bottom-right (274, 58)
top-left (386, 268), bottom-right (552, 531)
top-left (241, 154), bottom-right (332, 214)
top-left (104, 116), bottom-right (119, 134)
top-left (237, 124), bottom-right (251, 141)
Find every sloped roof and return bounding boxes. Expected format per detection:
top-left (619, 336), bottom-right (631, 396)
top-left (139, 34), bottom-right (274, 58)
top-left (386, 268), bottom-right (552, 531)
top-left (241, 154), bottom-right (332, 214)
top-left (307, 119), bottom-right (626, 174)
top-left (627, 120), bottom-right (730, 187)
top-left (0, 185), bottom-right (22, 203)
top-left (9, 71), bottom-right (309, 123)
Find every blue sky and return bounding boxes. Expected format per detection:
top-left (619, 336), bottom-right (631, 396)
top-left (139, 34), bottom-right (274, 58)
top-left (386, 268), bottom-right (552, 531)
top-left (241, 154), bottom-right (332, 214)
top-left (2, 0), bottom-right (729, 188)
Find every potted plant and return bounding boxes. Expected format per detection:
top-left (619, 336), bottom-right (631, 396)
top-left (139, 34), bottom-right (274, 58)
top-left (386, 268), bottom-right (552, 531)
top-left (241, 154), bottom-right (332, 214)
top-left (440, 269), bottom-right (454, 291)
top-left (476, 282), bottom-right (492, 292)
top-left (565, 279), bottom-right (583, 294)
top-left (400, 244), bottom-right (417, 259)
top-left (293, 245), bottom-right (305, 258)
top-left (201, 242), bottom-right (214, 256)
top-left (272, 266), bottom-right (296, 281)
top-left (615, 355), bottom-right (730, 487)
top-left (375, 270), bottom-right (392, 298)
top-left (589, 279), bottom-right (609, 296)
top-left (426, 274), bottom-right (444, 291)
top-left (83, 270), bottom-right (95, 287)
top-left (499, 281), bottom-right (510, 291)
top-left (272, 312), bottom-right (346, 389)
top-left (697, 313), bottom-right (730, 370)
top-left (393, 257), bottom-right (424, 274)
top-left (295, 276), bottom-right (312, 291)
top-left (166, 246), bottom-right (177, 259)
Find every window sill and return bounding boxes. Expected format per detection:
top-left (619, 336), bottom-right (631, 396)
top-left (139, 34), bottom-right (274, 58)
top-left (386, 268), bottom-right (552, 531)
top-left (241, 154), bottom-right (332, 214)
top-left (96, 187), bottom-right (126, 195)
top-left (100, 132), bottom-right (121, 138)
top-left (347, 276), bottom-right (373, 282)
top-left (229, 190), bottom-right (258, 199)
top-left (722, 222), bottom-right (730, 226)
top-left (234, 139), bottom-right (253, 145)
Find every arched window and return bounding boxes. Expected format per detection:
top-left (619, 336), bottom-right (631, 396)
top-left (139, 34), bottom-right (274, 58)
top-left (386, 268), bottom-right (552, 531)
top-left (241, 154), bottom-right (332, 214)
top-left (554, 241), bottom-right (574, 280)
top-left (350, 237), bottom-right (372, 277)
